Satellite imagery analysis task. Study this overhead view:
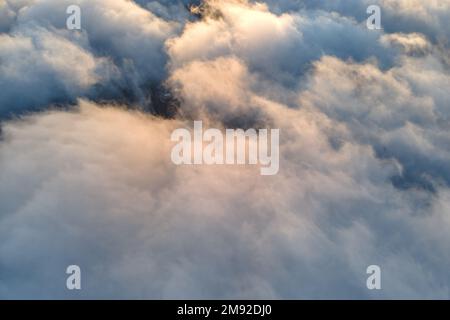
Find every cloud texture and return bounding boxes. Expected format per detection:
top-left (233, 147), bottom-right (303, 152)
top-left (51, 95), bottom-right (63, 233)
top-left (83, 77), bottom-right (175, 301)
top-left (1, 0), bottom-right (450, 299)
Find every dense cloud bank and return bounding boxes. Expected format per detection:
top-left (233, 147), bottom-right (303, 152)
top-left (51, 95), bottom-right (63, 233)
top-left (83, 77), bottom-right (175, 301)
top-left (0, 0), bottom-right (450, 298)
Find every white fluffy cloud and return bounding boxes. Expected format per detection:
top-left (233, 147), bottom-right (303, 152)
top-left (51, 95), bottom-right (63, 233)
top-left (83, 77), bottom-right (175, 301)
top-left (167, 0), bottom-right (395, 87)
top-left (272, 0), bottom-right (450, 41)
top-left (0, 0), bottom-right (180, 114)
top-left (1, 0), bottom-right (450, 299)
top-left (0, 27), bottom-right (116, 115)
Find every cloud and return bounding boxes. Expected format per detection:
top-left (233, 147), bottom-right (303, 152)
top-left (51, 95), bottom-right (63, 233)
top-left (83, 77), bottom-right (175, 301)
top-left (167, 0), bottom-right (396, 87)
top-left (0, 0), bottom-right (17, 32)
top-left (17, 0), bottom-right (179, 79)
top-left (268, 0), bottom-right (450, 42)
top-left (298, 53), bottom-right (450, 189)
top-left (0, 93), bottom-right (449, 298)
top-left (0, 0), bottom-right (180, 116)
top-left (0, 26), bottom-right (116, 116)
top-left (1, 0), bottom-right (450, 299)
top-left (380, 32), bottom-right (431, 55)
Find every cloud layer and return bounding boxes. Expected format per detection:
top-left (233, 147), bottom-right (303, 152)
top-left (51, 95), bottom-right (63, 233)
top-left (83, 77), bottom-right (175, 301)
top-left (1, 0), bottom-right (450, 299)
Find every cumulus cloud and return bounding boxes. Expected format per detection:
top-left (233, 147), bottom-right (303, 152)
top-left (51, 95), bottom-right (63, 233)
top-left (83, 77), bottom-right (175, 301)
top-left (167, 0), bottom-right (396, 87)
top-left (272, 0), bottom-right (450, 43)
top-left (1, 0), bottom-right (450, 299)
top-left (17, 0), bottom-right (179, 79)
top-left (0, 26), bottom-right (116, 116)
top-left (298, 54), bottom-right (450, 189)
top-left (0, 0), bottom-right (180, 116)
top-left (0, 0), bottom-right (17, 32)
top-left (380, 32), bottom-right (431, 55)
